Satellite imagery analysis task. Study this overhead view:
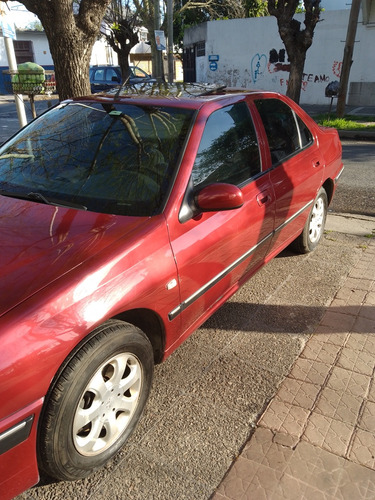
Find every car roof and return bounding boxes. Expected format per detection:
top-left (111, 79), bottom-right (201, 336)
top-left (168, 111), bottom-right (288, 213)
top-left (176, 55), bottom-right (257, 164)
top-left (76, 83), bottom-right (279, 110)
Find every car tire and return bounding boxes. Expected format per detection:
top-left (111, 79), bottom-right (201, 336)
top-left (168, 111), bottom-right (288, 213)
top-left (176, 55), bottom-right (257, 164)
top-left (291, 187), bottom-right (328, 254)
top-left (38, 320), bottom-right (154, 481)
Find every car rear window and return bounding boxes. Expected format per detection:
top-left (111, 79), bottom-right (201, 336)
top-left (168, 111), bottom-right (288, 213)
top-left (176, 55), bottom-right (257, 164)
top-left (0, 102), bottom-right (195, 216)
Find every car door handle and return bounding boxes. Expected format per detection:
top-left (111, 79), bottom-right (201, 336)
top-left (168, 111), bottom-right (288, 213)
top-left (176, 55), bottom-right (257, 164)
top-left (256, 192), bottom-right (271, 206)
top-left (313, 159), bottom-right (322, 168)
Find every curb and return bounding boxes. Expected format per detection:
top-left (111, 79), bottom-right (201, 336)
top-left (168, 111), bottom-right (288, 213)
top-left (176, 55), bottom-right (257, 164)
top-left (338, 129), bottom-right (375, 141)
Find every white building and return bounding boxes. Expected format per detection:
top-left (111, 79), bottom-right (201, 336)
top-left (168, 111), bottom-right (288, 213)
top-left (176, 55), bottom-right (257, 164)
top-left (183, 4), bottom-right (375, 105)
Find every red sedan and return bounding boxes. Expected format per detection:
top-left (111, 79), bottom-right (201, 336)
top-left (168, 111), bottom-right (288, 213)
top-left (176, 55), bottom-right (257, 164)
top-left (0, 85), bottom-right (343, 499)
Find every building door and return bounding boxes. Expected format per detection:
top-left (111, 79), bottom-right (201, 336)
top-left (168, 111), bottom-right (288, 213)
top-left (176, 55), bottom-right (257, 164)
top-left (183, 46), bottom-right (196, 83)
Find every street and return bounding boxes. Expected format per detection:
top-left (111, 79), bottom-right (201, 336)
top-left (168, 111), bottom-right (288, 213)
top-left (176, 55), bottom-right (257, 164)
top-left (330, 140), bottom-right (375, 217)
top-left (0, 97), bottom-right (374, 499)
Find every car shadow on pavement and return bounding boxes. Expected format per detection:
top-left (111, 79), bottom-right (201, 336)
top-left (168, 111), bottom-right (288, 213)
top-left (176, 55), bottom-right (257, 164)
top-left (201, 302), bottom-right (375, 334)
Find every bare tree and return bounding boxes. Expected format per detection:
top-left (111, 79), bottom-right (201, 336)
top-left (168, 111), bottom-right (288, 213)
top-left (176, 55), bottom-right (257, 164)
top-left (177, 0), bottom-right (245, 19)
top-left (268, 0), bottom-right (322, 103)
top-left (6, 0), bottom-right (111, 100)
top-left (102, 1), bottom-right (140, 81)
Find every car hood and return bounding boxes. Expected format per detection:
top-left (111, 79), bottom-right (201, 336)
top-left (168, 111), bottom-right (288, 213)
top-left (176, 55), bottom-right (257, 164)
top-left (0, 197), bottom-right (147, 317)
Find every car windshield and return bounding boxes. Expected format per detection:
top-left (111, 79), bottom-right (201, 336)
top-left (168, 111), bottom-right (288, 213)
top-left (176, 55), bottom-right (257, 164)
top-left (0, 101), bottom-right (195, 216)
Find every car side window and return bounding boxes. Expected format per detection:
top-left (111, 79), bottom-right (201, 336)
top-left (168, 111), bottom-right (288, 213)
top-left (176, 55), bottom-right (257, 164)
top-left (255, 99), bottom-right (312, 164)
top-left (92, 69), bottom-right (105, 82)
top-left (192, 102), bottom-right (261, 188)
top-left (106, 68), bottom-right (120, 83)
top-left (297, 115), bottom-right (313, 147)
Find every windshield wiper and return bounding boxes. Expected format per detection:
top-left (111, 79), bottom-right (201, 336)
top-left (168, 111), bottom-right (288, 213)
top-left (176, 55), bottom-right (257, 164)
top-left (0, 189), bottom-right (87, 210)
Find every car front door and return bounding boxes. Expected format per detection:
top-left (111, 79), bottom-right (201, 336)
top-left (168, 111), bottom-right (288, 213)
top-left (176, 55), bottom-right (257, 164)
top-left (166, 101), bottom-right (275, 348)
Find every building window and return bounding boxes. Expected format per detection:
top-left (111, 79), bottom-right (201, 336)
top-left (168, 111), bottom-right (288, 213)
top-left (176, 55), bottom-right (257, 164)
top-left (14, 40), bottom-right (35, 64)
top-left (196, 41), bottom-right (205, 57)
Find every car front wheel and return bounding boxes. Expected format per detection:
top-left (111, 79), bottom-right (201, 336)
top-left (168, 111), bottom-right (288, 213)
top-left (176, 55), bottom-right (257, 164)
top-left (292, 187), bottom-right (328, 254)
top-left (38, 320), bottom-right (154, 481)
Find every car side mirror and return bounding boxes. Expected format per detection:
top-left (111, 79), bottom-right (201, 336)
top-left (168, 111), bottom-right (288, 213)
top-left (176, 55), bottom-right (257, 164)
top-left (195, 183), bottom-right (244, 212)
top-left (112, 76), bottom-right (120, 82)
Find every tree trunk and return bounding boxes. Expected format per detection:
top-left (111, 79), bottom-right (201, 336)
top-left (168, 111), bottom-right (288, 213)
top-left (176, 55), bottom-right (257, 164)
top-left (46, 30), bottom-right (92, 99)
top-left (284, 43), bottom-right (307, 104)
top-left (268, 0), bottom-right (321, 104)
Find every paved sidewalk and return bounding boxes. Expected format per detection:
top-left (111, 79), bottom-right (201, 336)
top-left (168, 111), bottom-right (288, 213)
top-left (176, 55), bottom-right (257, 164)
top-left (213, 239), bottom-right (375, 499)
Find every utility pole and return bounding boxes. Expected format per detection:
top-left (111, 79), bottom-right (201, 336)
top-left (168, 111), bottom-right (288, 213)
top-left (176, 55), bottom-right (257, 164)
top-left (336, 0), bottom-right (361, 118)
top-left (153, 0), bottom-right (163, 81)
top-left (167, 0), bottom-right (173, 83)
top-left (0, 1), bottom-right (27, 127)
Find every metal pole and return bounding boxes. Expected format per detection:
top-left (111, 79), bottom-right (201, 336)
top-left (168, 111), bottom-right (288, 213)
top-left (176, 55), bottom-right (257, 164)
top-left (167, 0), bottom-right (173, 83)
top-left (1, 2), bottom-right (27, 127)
top-left (336, 0), bottom-right (362, 118)
top-left (154, 0), bottom-right (163, 81)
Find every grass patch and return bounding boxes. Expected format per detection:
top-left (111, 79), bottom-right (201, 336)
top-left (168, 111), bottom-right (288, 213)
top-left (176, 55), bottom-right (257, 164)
top-left (314, 114), bottom-right (375, 131)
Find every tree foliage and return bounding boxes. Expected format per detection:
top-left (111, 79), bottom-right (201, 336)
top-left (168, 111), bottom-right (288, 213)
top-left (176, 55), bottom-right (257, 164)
top-left (244, 0), bottom-right (269, 17)
top-left (268, 0), bottom-right (322, 103)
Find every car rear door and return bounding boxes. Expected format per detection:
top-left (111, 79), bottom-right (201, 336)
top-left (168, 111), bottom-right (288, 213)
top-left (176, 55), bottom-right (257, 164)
top-left (252, 97), bottom-right (324, 254)
top-left (166, 100), bottom-right (275, 346)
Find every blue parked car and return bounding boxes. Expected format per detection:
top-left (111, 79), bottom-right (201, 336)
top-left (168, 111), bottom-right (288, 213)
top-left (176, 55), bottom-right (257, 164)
top-left (89, 65), bottom-right (156, 93)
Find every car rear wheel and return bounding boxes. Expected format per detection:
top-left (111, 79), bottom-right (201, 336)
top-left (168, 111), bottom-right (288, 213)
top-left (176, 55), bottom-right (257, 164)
top-left (38, 320), bottom-right (154, 481)
top-left (291, 187), bottom-right (328, 254)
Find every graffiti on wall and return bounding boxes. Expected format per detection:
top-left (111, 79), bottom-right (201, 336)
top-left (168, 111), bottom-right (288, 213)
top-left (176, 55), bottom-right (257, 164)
top-left (250, 48), bottom-right (342, 91)
top-left (250, 53), bottom-right (268, 83)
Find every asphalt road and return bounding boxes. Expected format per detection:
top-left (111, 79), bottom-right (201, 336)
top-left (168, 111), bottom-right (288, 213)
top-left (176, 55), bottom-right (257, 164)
top-left (330, 140), bottom-right (375, 217)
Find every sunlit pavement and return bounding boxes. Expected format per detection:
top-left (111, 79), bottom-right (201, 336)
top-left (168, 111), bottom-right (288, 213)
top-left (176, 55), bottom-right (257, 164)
top-left (213, 231), bottom-right (375, 500)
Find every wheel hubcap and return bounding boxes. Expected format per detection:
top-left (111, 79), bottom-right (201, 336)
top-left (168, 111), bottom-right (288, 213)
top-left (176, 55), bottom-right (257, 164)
top-left (73, 353), bottom-right (142, 456)
top-left (309, 197), bottom-right (325, 243)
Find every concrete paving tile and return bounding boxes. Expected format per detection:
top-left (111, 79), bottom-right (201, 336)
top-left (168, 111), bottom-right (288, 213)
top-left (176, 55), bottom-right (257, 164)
top-left (358, 400), bottom-right (375, 432)
top-left (368, 379), bottom-right (375, 402)
top-left (326, 367), bottom-right (371, 398)
top-left (319, 310), bottom-right (356, 332)
top-left (285, 440), bottom-right (340, 494)
top-left (315, 387), bottom-right (362, 425)
top-left (303, 412), bottom-right (353, 456)
top-left (360, 305), bottom-right (375, 321)
top-left (349, 428), bottom-right (375, 469)
top-left (353, 315), bottom-right (375, 334)
top-left (289, 358), bottom-right (331, 386)
top-left (337, 346), bottom-right (375, 375)
top-left (213, 457), bottom-right (258, 500)
top-left (242, 428), bottom-right (293, 473)
top-left (366, 291), bottom-right (375, 305)
top-left (273, 431), bottom-right (300, 448)
top-left (336, 459), bottom-right (375, 499)
top-left (273, 474), bottom-right (335, 500)
top-left (301, 337), bottom-right (341, 364)
top-left (312, 330), bottom-right (349, 346)
top-left (349, 266), bottom-right (375, 280)
top-left (335, 286), bottom-right (367, 305)
top-left (345, 333), bottom-right (375, 355)
top-left (276, 377), bottom-right (320, 410)
top-left (258, 397), bottom-right (309, 438)
top-left (344, 277), bottom-right (373, 292)
top-left (214, 458), bottom-right (283, 500)
top-left (241, 427), bottom-right (273, 464)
